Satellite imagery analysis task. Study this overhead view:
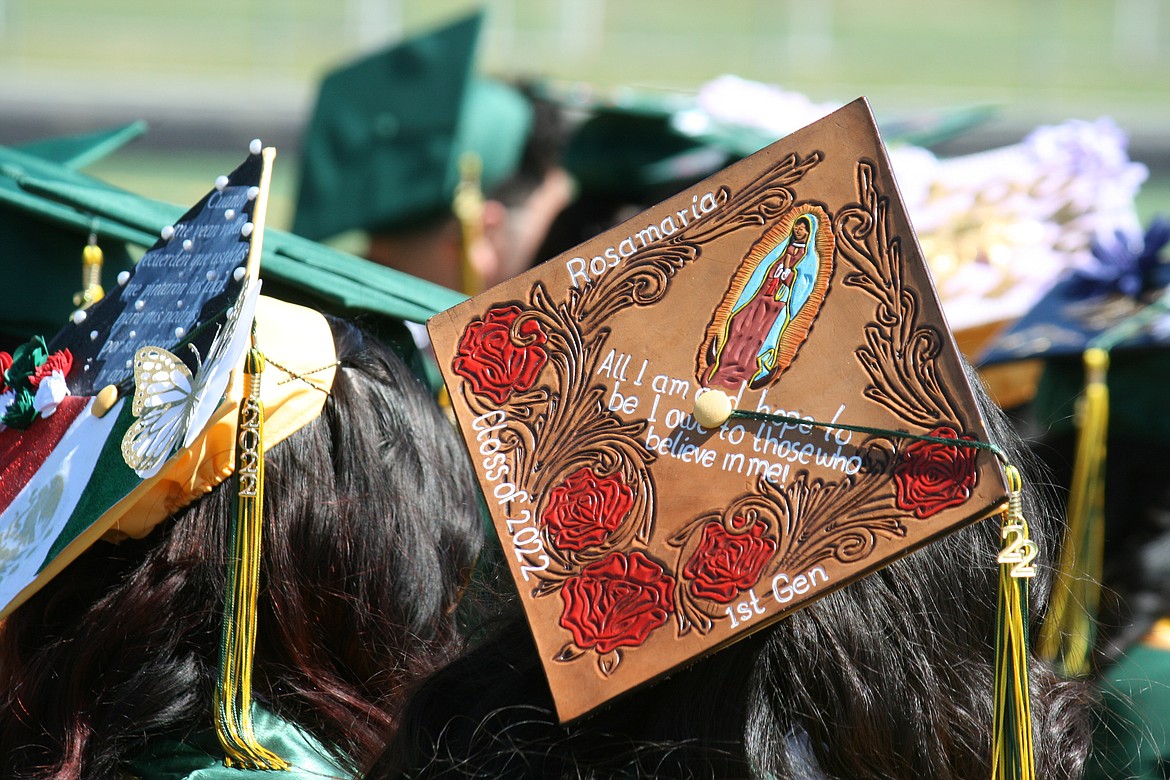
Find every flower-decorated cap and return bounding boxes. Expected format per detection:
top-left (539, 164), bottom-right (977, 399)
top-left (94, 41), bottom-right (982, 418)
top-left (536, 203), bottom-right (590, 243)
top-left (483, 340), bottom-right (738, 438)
top-left (891, 118), bottom-right (1148, 350)
top-left (0, 143), bottom-right (331, 614)
top-left (980, 218), bottom-right (1170, 365)
top-left (0, 142), bottom-right (347, 767)
top-left (292, 10), bottom-right (533, 242)
top-left (978, 218), bottom-right (1170, 434)
top-left (0, 124), bottom-right (147, 348)
top-left (427, 98), bottom-right (1018, 722)
top-left (0, 144), bottom-right (264, 617)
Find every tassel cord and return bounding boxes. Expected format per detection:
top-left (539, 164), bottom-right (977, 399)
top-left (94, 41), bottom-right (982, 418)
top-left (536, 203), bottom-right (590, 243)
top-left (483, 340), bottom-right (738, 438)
top-left (1037, 349), bottom-right (1108, 675)
top-left (215, 345), bottom-right (288, 770)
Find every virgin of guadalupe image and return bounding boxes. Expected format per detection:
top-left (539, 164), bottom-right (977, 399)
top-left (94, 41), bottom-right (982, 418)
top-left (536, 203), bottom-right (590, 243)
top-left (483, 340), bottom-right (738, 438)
top-left (700, 207), bottom-right (834, 390)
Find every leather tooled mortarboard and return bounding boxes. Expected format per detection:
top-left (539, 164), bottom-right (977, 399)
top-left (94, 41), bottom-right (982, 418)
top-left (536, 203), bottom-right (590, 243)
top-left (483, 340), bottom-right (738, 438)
top-left (427, 99), bottom-right (1022, 723)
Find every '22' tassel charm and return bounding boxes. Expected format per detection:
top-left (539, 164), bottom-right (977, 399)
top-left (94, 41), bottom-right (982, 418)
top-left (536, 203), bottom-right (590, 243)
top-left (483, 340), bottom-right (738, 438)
top-left (992, 464), bottom-right (1037, 780)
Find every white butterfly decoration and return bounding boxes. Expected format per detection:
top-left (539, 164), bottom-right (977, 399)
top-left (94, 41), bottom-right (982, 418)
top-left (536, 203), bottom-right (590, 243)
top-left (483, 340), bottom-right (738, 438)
top-left (120, 279), bottom-right (260, 479)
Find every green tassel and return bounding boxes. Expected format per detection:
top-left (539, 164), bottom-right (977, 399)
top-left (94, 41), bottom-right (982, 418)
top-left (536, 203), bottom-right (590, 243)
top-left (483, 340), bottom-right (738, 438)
top-left (215, 345), bottom-right (288, 770)
top-left (1037, 348), bottom-right (1107, 677)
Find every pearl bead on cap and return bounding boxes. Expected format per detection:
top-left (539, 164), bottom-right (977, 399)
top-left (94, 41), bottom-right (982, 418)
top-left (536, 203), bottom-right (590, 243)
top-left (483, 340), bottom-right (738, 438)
top-left (693, 389), bottom-right (733, 429)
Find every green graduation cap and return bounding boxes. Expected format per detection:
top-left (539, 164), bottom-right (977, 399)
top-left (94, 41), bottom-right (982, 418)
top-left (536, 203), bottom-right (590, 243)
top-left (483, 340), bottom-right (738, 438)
top-left (0, 134), bottom-right (465, 390)
top-left (0, 124), bottom-right (146, 348)
top-left (549, 84), bottom-right (755, 207)
top-left (565, 104), bottom-right (735, 206)
top-left (0, 139), bottom-right (463, 322)
top-left (544, 82), bottom-right (995, 259)
top-left (293, 11), bottom-right (533, 242)
top-left (14, 121), bottom-right (147, 170)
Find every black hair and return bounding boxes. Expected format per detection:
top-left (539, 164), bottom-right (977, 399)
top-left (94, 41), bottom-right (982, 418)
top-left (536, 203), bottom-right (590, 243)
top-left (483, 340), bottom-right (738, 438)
top-left (488, 82), bottom-right (568, 210)
top-left (366, 367), bottom-right (1093, 779)
top-left (0, 317), bottom-right (483, 778)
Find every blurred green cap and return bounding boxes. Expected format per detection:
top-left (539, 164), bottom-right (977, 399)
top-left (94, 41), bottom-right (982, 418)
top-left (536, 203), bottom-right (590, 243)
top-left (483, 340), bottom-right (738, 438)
top-left (981, 218), bottom-right (1170, 439)
top-left (0, 132), bottom-right (466, 388)
top-left (547, 85), bottom-right (741, 204)
top-left (0, 123), bottom-right (145, 346)
top-left (552, 80), bottom-right (994, 206)
top-left (293, 11), bottom-right (533, 241)
top-left (564, 109), bottom-right (735, 205)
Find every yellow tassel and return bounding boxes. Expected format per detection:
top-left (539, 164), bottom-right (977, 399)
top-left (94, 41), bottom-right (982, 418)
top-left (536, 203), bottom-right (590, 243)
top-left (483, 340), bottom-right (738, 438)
top-left (452, 151), bottom-right (485, 296)
top-left (992, 464), bottom-right (1037, 780)
top-left (1036, 348), bottom-right (1108, 677)
top-left (215, 345), bottom-right (289, 770)
top-left (72, 235), bottom-right (105, 308)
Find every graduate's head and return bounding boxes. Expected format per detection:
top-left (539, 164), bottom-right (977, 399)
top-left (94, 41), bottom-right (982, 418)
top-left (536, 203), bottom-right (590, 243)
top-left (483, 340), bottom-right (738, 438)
top-left (0, 148), bottom-right (484, 777)
top-left (0, 305), bottom-right (483, 776)
top-left (400, 98), bottom-right (1093, 779)
top-left (294, 12), bottom-right (570, 294)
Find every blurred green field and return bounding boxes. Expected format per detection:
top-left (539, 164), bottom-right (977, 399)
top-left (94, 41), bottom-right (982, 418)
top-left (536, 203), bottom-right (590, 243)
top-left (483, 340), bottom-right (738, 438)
top-left (9, 0), bottom-right (1170, 235)
top-left (2, 0), bottom-right (1167, 126)
top-left (85, 146), bottom-right (1170, 243)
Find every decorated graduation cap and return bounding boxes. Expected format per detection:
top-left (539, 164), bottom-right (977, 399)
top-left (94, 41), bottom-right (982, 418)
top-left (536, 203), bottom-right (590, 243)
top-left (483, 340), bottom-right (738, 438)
top-left (293, 10), bottom-right (533, 244)
top-left (0, 123), bottom-right (147, 347)
top-left (980, 219), bottom-right (1170, 371)
top-left (0, 143), bottom-right (342, 768)
top-left (428, 97), bottom-right (1039, 770)
top-left (979, 219), bottom-right (1170, 677)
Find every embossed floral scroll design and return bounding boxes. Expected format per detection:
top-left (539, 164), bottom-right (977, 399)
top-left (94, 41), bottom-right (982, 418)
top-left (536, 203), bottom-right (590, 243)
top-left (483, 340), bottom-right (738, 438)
top-left (670, 159), bottom-right (982, 635)
top-left (834, 159), bottom-right (979, 519)
top-left (554, 550), bottom-right (676, 676)
top-left (451, 151), bottom-right (824, 676)
top-left (669, 446), bottom-right (905, 635)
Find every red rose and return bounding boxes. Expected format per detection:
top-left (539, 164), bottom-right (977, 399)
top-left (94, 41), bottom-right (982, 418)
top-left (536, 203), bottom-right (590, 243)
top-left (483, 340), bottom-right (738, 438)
top-left (559, 551), bottom-right (675, 653)
top-left (0, 352), bottom-right (11, 391)
top-left (28, 349), bottom-right (73, 388)
top-left (542, 467), bottom-right (635, 551)
top-left (452, 305), bottom-right (548, 404)
top-left (893, 426), bottom-right (979, 519)
top-left (682, 517), bottom-right (776, 603)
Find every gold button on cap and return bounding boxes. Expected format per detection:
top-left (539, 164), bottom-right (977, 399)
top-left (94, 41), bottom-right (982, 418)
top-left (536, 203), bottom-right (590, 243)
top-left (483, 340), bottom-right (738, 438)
top-left (92, 384), bottom-right (119, 418)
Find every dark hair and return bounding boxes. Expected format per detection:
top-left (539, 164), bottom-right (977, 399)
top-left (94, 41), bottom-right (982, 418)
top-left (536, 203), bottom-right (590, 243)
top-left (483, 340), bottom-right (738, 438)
top-left (0, 317), bottom-right (483, 779)
top-left (368, 369), bottom-right (1093, 779)
top-left (488, 83), bottom-right (567, 210)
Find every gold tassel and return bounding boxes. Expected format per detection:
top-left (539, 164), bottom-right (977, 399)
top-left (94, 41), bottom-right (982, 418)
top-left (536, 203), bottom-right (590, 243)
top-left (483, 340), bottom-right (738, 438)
top-left (72, 234), bottom-right (105, 308)
top-left (215, 343), bottom-right (289, 770)
top-left (992, 464), bottom-right (1037, 780)
top-left (1036, 348), bottom-right (1108, 677)
top-left (452, 151), bottom-right (485, 296)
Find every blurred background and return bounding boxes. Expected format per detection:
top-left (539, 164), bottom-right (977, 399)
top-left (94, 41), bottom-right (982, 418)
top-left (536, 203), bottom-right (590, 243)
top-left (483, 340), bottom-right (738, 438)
top-left (1, 0), bottom-right (1167, 231)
